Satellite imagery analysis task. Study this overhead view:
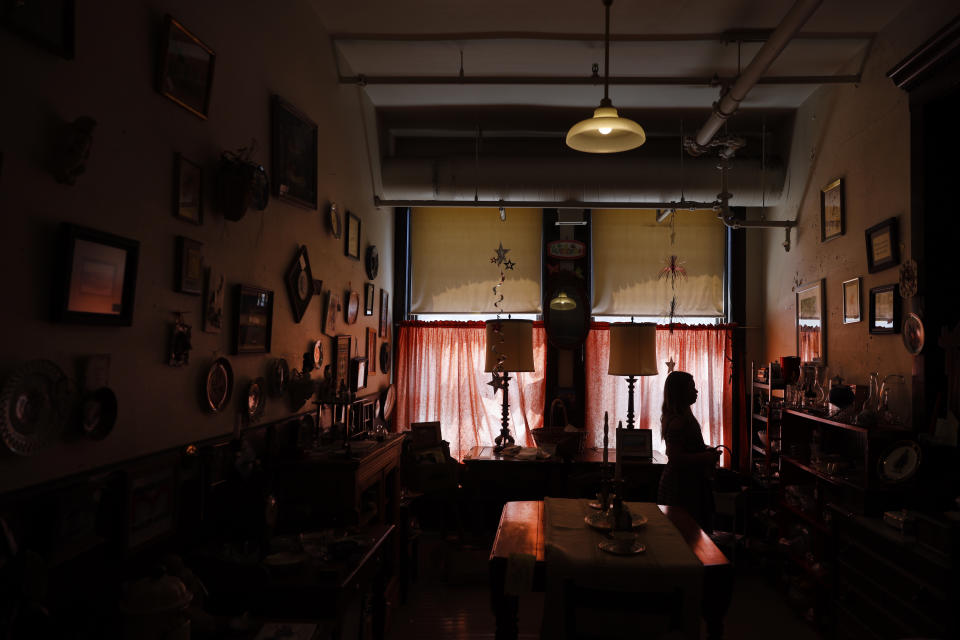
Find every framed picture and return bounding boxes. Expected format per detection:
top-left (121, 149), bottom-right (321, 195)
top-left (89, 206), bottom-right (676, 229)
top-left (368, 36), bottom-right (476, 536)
top-left (842, 277), bottom-right (861, 324)
top-left (379, 288), bottom-right (389, 337)
top-left (55, 223), bottom-right (139, 326)
top-left (125, 461), bottom-right (177, 551)
top-left (1, 0), bottom-right (75, 59)
top-left (203, 267), bottom-right (225, 334)
top-left (335, 335), bottom-right (352, 392)
top-left (795, 279), bottom-right (825, 365)
top-left (271, 95), bottom-right (318, 209)
top-left (364, 282), bottom-right (375, 316)
top-left (233, 285), bottom-right (273, 354)
top-left (175, 236), bottom-right (203, 295)
top-left (324, 292), bottom-right (341, 337)
top-left (173, 153), bottom-right (203, 225)
top-left (349, 356), bottom-right (368, 393)
top-left (869, 284), bottom-right (901, 335)
top-left (284, 245), bottom-right (314, 323)
top-left (345, 211), bottom-right (361, 259)
top-left (157, 15), bottom-right (215, 119)
top-left (366, 327), bottom-right (376, 368)
top-left (410, 421), bottom-right (442, 450)
top-left (616, 427), bottom-right (653, 459)
top-left (820, 178), bottom-right (844, 242)
top-left (865, 217), bottom-right (900, 273)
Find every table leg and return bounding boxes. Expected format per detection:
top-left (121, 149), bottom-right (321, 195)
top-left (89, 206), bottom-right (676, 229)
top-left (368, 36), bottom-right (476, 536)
top-left (702, 565), bottom-right (734, 640)
top-left (489, 560), bottom-right (519, 640)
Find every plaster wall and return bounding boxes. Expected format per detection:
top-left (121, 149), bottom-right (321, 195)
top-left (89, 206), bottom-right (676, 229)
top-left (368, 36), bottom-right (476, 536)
top-left (0, 0), bottom-right (391, 492)
top-left (761, 1), bottom-right (957, 401)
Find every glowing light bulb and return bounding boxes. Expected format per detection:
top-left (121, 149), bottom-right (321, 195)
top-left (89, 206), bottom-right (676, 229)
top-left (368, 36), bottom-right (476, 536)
top-left (598, 126), bottom-right (612, 135)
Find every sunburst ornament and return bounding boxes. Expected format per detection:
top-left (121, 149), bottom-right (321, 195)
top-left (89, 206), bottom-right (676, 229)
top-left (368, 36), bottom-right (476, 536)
top-left (657, 255), bottom-right (687, 284)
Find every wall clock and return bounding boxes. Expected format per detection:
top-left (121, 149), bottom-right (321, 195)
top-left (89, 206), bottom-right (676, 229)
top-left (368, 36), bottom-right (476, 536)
top-left (204, 357), bottom-right (234, 413)
top-left (284, 245), bottom-right (314, 323)
top-left (366, 245), bottom-right (379, 279)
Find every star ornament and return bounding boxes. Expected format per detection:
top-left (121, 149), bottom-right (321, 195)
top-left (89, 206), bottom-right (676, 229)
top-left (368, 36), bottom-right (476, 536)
top-left (492, 242), bottom-right (510, 266)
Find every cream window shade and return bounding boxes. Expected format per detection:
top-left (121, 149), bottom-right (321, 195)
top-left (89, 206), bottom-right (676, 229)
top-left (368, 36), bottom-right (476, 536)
top-left (410, 208), bottom-right (542, 314)
top-left (592, 209), bottom-right (725, 317)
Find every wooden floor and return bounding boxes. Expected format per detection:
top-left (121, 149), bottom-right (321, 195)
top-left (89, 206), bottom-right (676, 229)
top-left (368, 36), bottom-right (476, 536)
top-left (387, 534), bottom-right (823, 640)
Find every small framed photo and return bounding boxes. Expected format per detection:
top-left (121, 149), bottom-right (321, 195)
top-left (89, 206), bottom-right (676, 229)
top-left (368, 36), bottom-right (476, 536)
top-left (364, 282), bottom-right (375, 316)
top-left (335, 334), bottom-right (352, 392)
top-left (366, 327), bottom-right (377, 366)
top-left (1, 0), bottom-right (75, 59)
top-left (349, 356), bottom-right (368, 393)
top-left (233, 284), bottom-right (273, 353)
top-left (324, 291), bottom-right (341, 337)
top-left (869, 284), bottom-right (901, 335)
top-left (173, 153), bottom-right (203, 225)
top-left (345, 211), bottom-right (361, 260)
top-left (820, 178), bottom-right (844, 242)
top-left (410, 421), bottom-right (442, 450)
top-left (55, 223), bottom-right (139, 326)
top-left (175, 236), bottom-right (203, 295)
top-left (842, 277), bottom-right (861, 324)
top-left (203, 267), bottom-right (225, 334)
top-left (865, 216), bottom-right (900, 273)
top-left (379, 288), bottom-right (389, 338)
top-left (157, 15), bottom-right (215, 119)
top-left (796, 279), bottom-right (826, 365)
top-left (271, 95), bottom-right (318, 209)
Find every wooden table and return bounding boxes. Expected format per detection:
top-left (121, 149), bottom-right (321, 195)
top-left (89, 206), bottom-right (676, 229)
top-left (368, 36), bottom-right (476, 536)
top-left (488, 501), bottom-right (733, 640)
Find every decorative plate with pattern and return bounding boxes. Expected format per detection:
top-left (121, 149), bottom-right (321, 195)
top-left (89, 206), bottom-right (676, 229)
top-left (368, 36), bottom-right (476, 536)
top-left (0, 359), bottom-right (70, 455)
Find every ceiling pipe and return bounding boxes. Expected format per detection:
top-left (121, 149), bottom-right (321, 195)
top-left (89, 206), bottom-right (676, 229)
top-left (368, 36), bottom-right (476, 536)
top-left (688, 0), bottom-right (823, 155)
top-left (374, 196), bottom-right (720, 211)
top-left (343, 73), bottom-right (858, 86)
top-left (714, 160), bottom-right (796, 251)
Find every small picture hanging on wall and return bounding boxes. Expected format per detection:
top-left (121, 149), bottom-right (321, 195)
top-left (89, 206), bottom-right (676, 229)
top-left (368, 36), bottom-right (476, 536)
top-left (379, 289), bottom-right (389, 337)
top-left (865, 217), bottom-right (900, 273)
top-left (175, 236), bottom-right (203, 295)
top-left (173, 153), bottom-right (203, 225)
top-left (366, 327), bottom-right (376, 371)
top-left (324, 292), bottom-right (341, 338)
top-left (204, 267), bottom-right (224, 333)
top-left (364, 282), bottom-right (375, 316)
top-left (820, 178), bottom-right (844, 242)
top-left (157, 15), bottom-right (216, 119)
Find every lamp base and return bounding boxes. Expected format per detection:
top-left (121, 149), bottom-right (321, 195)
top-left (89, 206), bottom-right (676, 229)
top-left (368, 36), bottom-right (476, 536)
top-left (493, 429), bottom-right (515, 453)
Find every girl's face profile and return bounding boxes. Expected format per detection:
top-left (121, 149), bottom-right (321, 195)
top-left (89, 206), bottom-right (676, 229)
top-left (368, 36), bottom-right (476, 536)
top-left (687, 379), bottom-right (699, 405)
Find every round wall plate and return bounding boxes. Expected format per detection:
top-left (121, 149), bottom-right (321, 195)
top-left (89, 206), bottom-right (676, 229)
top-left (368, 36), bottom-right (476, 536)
top-left (204, 357), bottom-right (234, 412)
top-left (382, 384), bottom-right (396, 421)
top-left (903, 312), bottom-right (924, 355)
top-left (0, 359), bottom-right (70, 456)
top-left (346, 291), bottom-right (360, 325)
top-left (878, 440), bottom-right (921, 483)
top-left (246, 378), bottom-right (266, 422)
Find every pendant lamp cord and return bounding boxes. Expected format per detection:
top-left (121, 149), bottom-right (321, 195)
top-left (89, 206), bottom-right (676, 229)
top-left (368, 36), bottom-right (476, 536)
top-left (602, 0), bottom-right (612, 105)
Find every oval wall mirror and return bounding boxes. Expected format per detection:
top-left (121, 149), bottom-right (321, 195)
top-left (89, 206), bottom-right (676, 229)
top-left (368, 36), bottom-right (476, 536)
top-left (543, 275), bottom-right (590, 350)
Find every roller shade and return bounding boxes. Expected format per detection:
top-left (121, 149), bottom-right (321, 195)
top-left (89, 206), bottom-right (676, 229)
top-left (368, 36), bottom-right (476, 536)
top-left (592, 209), bottom-right (725, 317)
top-left (410, 208), bottom-right (542, 314)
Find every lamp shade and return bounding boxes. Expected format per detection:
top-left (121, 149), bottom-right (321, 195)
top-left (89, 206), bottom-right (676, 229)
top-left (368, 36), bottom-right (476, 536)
top-left (565, 106), bottom-right (646, 153)
top-left (607, 322), bottom-right (658, 376)
top-left (549, 291), bottom-right (577, 311)
top-left (485, 319), bottom-right (535, 372)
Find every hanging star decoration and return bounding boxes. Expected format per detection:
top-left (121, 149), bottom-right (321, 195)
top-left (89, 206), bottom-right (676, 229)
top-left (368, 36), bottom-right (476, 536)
top-left (666, 357), bottom-right (676, 373)
top-left (489, 243), bottom-right (515, 395)
top-left (503, 259), bottom-right (516, 271)
top-left (493, 242), bottom-right (510, 265)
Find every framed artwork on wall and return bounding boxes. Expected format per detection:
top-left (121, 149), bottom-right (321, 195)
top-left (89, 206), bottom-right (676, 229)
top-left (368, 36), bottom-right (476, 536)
top-left (335, 335), bottom-right (352, 392)
top-left (379, 288), bottom-right (389, 337)
top-left (842, 277), bottom-right (861, 324)
top-left (54, 223), bottom-right (139, 326)
top-left (865, 217), bottom-right (900, 273)
top-left (345, 211), bottom-right (361, 259)
top-left (173, 153), bottom-right (203, 225)
top-left (271, 95), bottom-right (318, 209)
top-left (820, 178), bottom-right (844, 242)
top-left (366, 327), bottom-right (376, 370)
top-left (175, 236), bottom-right (203, 295)
top-left (203, 267), bottom-right (225, 334)
top-left (233, 285), bottom-right (273, 354)
top-left (869, 284), bottom-right (901, 335)
top-left (364, 282), bottom-right (375, 316)
top-left (795, 279), bottom-right (826, 365)
top-left (157, 15), bottom-right (215, 119)
top-left (349, 356), bottom-right (367, 393)
top-left (0, 0), bottom-right (75, 59)
top-left (284, 245), bottom-right (314, 323)
top-left (324, 292), bottom-right (341, 337)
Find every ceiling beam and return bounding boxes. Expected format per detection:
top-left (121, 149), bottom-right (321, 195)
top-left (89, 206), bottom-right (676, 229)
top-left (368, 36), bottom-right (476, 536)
top-left (341, 74), bottom-right (860, 86)
top-left (331, 30), bottom-right (875, 43)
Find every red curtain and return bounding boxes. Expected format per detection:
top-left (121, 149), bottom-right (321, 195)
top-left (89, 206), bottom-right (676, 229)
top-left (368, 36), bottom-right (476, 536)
top-left (585, 324), bottom-right (734, 465)
top-left (395, 321), bottom-right (547, 460)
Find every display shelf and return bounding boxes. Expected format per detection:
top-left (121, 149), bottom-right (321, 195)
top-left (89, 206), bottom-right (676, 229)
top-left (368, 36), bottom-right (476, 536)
top-left (781, 455), bottom-right (865, 490)
top-left (778, 499), bottom-right (831, 535)
top-left (783, 409), bottom-right (868, 433)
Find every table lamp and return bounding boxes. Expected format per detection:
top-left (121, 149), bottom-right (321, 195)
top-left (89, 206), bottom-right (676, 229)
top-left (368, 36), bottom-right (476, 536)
top-left (607, 322), bottom-right (658, 429)
top-left (485, 319), bottom-right (535, 452)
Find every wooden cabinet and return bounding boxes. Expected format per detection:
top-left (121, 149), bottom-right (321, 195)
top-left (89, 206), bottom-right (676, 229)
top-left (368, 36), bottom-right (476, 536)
top-left (749, 362), bottom-right (783, 487)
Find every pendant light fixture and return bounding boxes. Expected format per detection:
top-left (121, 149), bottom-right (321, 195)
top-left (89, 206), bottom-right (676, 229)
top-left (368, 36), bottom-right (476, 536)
top-left (566, 0), bottom-right (646, 153)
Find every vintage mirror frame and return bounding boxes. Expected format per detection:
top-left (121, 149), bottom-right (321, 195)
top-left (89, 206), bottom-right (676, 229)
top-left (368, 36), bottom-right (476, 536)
top-left (795, 279), bottom-right (826, 365)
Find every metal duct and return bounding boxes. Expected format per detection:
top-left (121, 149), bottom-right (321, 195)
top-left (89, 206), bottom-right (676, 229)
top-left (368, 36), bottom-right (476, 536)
top-left (379, 155), bottom-right (784, 206)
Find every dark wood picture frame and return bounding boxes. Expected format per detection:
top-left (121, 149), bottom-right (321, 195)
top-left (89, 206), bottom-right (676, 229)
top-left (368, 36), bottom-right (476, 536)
top-left (1, 0), bottom-right (75, 59)
top-left (345, 211), bottom-right (361, 259)
top-left (324, 292), bottom-right (341, 338)
top-left (865, 216), bottom-right (900, 273)
top-left (820, 177), bottom-right (844, 242)
top-left (335, 334), bottom-right (352, 392)
top-left (842, 276), bottom-right (861, 324)
top-left (284, 245), bottom-right (314, 323)
top-left (233, 284), bottom-right (274, 354)
top-left (175, 236), bottom-right (203, 295)
top-left (869, 284), bottom-right (901, 335)
top-left (55, 223), bottom-right (139, 326)
top-left (364, 282), bottom-right (375, 316)
top-left (157, 15), bottom-right (215, 119)
top-left (795, 279), bottom-right (826, 365)
top-left (366, 327), bottom-right (376, 370)
top-left (271, 95), bottom-right (318, 209)
top-left (349, 356), bottom-right (368, 393)
top-left (379, 288), bottom-right (389, 337)
top-left (173, 153), bottom-right (203, 225)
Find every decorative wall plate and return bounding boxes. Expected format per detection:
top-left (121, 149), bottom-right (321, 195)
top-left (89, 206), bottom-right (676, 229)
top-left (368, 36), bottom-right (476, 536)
top-left (365, 245), bottom-right (379, 279)
top-left (346, 290), bottom-right (360, 325)
top-left (285, 245), bottom-right (314, 323)
top-left (379, 342), bottom-right (391, 374)
top-left (204, 357), bottom-right (234, 412)
top-left (328, 202), bottom-right (342, 239)
top-left (79, 387), bottom-right (117, 440)
top-left (313, 339), bottom-right (324, 369)
top-left (269, 358), bottom-right (289, 396)
top-left (382, 384), bottom-right (396, 421)
top-left (903, 312), bottom-right (924, 355)
top-left (0, 359), bottom-right (70, 456)
top-left (246, 378), bottom-right (266, 422)
top-left (878, 440), bottom-right (921, 483)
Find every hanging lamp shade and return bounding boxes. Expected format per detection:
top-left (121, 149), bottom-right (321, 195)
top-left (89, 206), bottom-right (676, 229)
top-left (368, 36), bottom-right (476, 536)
top-left (565, 0), bottom-right (645, 154)
top-left (549, 290), bottom-right (577, 311)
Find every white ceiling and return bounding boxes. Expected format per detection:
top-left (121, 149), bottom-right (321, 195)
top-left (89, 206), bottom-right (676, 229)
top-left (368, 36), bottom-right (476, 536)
top-left (312, 0), bottom-right (912, 109)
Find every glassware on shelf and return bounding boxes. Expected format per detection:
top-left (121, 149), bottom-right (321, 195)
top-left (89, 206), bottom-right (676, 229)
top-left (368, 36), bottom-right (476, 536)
top-left (855, 372), bottom-right (880, 427)
top-left (878, 374), bottom-right (908, 428)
